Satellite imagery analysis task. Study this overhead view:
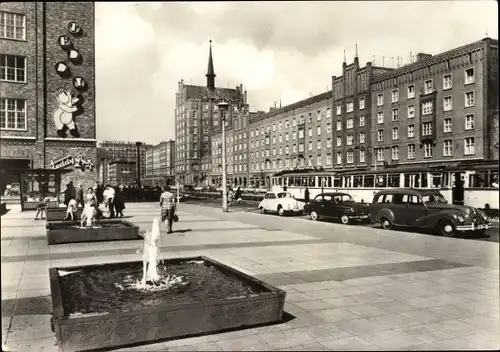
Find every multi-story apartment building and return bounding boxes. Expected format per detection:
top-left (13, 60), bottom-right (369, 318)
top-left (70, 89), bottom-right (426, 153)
top-left (98, 140), bottom-right (151, 184)
top-left (144, 140), bottom-right (175, 186)
top-left (247, 94), bottom-right (333, 188)
top-left (0, 2), bottom-right (97, 205)
top-left (370, 37), bottom-right (498, 188)
top-left (107, 160), bottom-right (136, 186)
top-left (175, 40), bottom-right (246, 186)
top-left (332, 50), bottom-right (392, 172)
top-left (194, 38), bottom-right (498, 198)
top-left (210, 108), bottom-right (253, 187)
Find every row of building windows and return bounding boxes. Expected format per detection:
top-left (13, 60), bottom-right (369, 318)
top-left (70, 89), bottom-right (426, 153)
top-left (207, 136), bottom-right (478, 171)
top-left (373, 68), bottom-right (476, 107)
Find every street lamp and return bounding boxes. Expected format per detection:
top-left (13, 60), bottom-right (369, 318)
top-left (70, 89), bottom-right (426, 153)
top-left (217, 100), bottom-right (230, 212)
top-left (135, 141), bottom-right (143, 187)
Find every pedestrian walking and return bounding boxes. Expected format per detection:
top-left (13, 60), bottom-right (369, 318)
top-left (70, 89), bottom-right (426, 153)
top-left (160, 187), bottom-right (177, 234)
top-left (304, 186), bottom-right (310, 204)
top-left (103, 185), bottom-right (115, 218)
top-left (113, 185), bottom-right (126, 218)
top-left (63, 181), bottom-right (76, 206)
top-left (34, 197), bottom-right (49, 220)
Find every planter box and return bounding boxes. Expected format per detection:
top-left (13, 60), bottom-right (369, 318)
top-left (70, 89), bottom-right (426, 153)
top-left (47, 207), bottom-right (83, 221)
top-left (46, 219), bottom-right (141, 245)
top-left (50, 256), bottom-right (286, 352)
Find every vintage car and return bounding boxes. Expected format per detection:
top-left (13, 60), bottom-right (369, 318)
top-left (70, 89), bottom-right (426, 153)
top-left (369, 189), bottom-right (492, 237)
top-left (304, 192), bottom-right (370, 224)
top-left (258, 191), bottom-right (305, 216)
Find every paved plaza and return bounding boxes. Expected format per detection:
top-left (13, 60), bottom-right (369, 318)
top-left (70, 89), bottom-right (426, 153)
top-left (1, 202), bottom-right (499, 351)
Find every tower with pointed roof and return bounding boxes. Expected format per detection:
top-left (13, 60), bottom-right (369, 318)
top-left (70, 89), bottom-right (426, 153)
top-left (174, 39), bottom-right (246, 187)
top-left (206, 40), bottom-right (216, 89)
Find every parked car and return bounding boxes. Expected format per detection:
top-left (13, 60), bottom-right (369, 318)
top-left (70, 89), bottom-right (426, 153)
top-left (369, 189), bottom-right (492, 237)
top-left (304, 192), bottom-right (370, 224)
top-left (244, 186), bottom-right (256, 193)
top-left (258, 191), bottom-right (304, 216)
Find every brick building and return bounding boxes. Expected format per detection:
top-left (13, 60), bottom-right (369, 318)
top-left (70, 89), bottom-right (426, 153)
top-left (144, 140), bottom-right (175, 186)
top-left (247, 94), bottom-right (333, 188)
top-left (1, 2), bottom-right (97, 205)
top-left (332, 49), bottom-right (392, 171)
top-left (369, 37), bottom-right (499, 188)
top-left (175, 40), bottom-right (246, 186)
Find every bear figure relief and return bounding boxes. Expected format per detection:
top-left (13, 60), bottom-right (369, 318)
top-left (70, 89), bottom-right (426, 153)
top-left (53, 89), bottom-right (80, 138)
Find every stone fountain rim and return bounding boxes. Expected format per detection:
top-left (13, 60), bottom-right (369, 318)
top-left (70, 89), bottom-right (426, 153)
top-left (49, 255), bottom-right (286, 323)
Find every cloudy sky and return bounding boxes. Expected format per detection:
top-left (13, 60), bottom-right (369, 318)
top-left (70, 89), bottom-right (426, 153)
top-left (95, 1), bottom-right (498, 144)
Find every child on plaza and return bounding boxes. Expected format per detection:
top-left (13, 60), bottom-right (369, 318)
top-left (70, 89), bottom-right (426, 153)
top-left (64, 198), bottom-right (78, 221)
top-left (34, 197), bottom-right (50, 220)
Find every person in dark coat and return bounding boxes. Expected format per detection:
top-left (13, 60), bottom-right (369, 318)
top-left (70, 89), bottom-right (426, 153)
top-left (63, 181), bottom-right (76, 206)
top-left (94, 181), bottom-right (104, 205)
top-left (304, 187), bottom-right (310, 203)
top-left (113, 186), bottom-right (125, 218)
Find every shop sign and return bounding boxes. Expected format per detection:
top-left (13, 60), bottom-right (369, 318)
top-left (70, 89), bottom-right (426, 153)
top-left (50, 155), bottom-right (94, 171)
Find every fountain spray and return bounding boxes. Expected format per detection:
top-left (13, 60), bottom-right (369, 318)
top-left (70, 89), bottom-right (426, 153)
top-left (137, 218), bottom-right (162, 287)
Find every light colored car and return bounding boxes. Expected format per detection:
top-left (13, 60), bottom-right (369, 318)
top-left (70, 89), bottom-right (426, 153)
top-left (258, 191), bottom-right (304, 216)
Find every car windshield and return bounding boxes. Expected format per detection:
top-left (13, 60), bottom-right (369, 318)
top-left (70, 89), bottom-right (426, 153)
top-left (277, 192), bottom-right (292, 199)
top-left (422, 194), bottom-right (447, 204)
top-left (333, 194), bottom-right (354, 203)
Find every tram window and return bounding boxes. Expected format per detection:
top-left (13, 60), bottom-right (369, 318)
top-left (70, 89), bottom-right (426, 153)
top-left (333, 177), bottom-right (342, 188)
top-left (404, 174), bottom-right (411, 188)
top-left (375, 175), bottom-right (387, 187)
top-left (414, 174), bottom-right (420, 188)
top-left (344, 177), bottom-right (353, 188)
top-left (353, 176), bottom-right (363, 188)
top-left (295, 177), bottom-right (301, 187)
top-left (490, 172), bottom-right (499, 188)
top-left (388, 175), bottom-right (399, 187)
top-left (442, 173), bottom-right (450, 188)
top-left (431, 174), bottom-right (442, 188)
top-left (421, 173), bottom-right (428, 188)
top-left (364, 175), bottom-right (375, 188)
top-left (470, 172), bottom-right (489, 187)
top-left (308, 177), bottom-right (315, 187)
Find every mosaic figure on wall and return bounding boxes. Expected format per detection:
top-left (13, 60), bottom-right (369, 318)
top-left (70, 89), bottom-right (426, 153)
top-left (53, 89), bottom-right (80, 138)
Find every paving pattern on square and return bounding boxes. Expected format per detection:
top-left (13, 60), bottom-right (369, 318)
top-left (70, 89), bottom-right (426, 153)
top-left (1, 202), bottom-right (498, 351)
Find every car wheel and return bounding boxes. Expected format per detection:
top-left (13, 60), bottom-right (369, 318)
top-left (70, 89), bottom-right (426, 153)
top-left (437, 220), bottom-right (455, 237)
top-left (278, 206), bottom-right (285, 216)
top-left (310, 211), bottom-right (319, 221)
top-left (341, 215), bottom-right (350, 225)
top-left (380, 217), bottom-right (393, 230)
top-left (260, 207), bottom-right (267, 214)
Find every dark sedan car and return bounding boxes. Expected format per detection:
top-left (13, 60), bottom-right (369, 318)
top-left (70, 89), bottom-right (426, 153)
top-left (369, 188), bottom-right (492, 237)
top-left (304, 192), bottom-right (370, 224)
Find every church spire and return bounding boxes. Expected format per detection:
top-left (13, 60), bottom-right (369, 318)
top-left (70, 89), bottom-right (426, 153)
top-left (355, 43), bottom-right (358, 59)
top-left (206, 39), bottom-right (216, 89)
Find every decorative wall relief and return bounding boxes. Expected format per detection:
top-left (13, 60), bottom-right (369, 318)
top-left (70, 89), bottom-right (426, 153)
top-left (55, 62), bottom-right (71, 78)
top-left (53, 21), bottom-right (88, 138)
top-left (67, 21), bottom-right (82, 37)
top-left (58, 35), bottom-right (73, 50)
top-left (53, 89), bottom-right (81, 138)
top-left (73, 76), bottom-right (87, 91)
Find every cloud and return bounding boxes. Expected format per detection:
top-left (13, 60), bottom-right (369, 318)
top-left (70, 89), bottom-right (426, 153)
top-left (95, 1), bottom-right (498, 144)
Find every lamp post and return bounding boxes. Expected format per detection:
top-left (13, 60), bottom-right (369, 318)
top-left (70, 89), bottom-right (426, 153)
top-left (217, 100), bottom-right (230, 212)
top-left (135, 141), bottom-right (143, 187)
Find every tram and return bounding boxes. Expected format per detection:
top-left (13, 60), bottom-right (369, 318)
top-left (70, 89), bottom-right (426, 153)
top-left (271, 163), bottom-right (499, 211)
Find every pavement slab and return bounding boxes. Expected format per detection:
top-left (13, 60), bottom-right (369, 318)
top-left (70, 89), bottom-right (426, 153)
top-left (1, 201), bottom-right (498, 351)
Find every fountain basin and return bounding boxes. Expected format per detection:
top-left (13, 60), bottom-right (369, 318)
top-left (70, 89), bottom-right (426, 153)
top-left (46, 219), bottom-right (141, 245)
top-left (46, 207), bottom-right (83, 221)
top-left (50, 256), bottom-right (286, 352)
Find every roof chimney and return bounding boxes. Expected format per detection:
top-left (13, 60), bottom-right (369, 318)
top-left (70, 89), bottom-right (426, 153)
top-left (416, 53), bottom-right (432, 62)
